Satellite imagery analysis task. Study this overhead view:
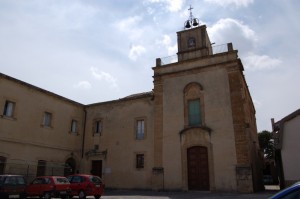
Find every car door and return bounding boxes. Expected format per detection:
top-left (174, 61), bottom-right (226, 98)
top-left (14, 176), bottom-right (26, 194)
top-left (68, 176), bottom-right (82, 195)
top-left (39, 177), bottom-right (51, 195)
top-left (26, 178), bottom-right (43, 196)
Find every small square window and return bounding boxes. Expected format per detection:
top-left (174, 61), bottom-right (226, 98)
top-left (136, 154), bottom-right (144, 169)
top-left (71, 120), bottom-right (78, 134)
top-left (3, 100), bottom-right (15, 117)
top-left (43, 112), bottom-right (52, 127)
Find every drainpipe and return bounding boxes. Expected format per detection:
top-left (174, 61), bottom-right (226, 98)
top-left (81, 109), bottom-right (87, 158)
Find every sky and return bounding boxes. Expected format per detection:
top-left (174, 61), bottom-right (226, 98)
top-left (0, 0), bottom-right (299, 132)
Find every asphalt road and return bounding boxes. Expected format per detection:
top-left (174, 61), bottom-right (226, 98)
top-left (98, 189), bottom-right (277, 199)
top-left (48, 187), bottom-right (279, 199)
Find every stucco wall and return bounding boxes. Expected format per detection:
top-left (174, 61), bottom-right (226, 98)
top-left (0, 75), bottom-right (83, 176)
top-left (281, 115), bottom-right (300, 182)
top-left (84, 96), bottom-right (154, 189)
top-left (161, 67), bottom-right (237, 191)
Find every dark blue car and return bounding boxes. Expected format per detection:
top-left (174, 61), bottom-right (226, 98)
top-left (269, 182), bottom-right (300, 199)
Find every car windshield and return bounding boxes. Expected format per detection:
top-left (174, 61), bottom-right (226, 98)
top-left (54, 177), bottom-right (69, 184)
top-left (89, 176), bottom-right (102, 184)
top-left (2, 176), bottom-right (25, 185)
top-left (16, 176), bottom-right (26, 185)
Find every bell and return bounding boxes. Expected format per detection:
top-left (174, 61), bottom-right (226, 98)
top-left (185, 20), bottom-right (191, 29)
top-left (192, 18), bottom-right (199, 26)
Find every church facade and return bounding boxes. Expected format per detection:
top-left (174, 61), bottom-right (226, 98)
top-left (0, 25), bottom-right (263, 192)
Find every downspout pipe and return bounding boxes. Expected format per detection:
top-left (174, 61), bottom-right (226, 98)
top-left (81, 108), bottom-right (87, 158)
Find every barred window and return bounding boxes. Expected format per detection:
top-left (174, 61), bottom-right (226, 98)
top-left (136, 154), bottom-right (144, 169)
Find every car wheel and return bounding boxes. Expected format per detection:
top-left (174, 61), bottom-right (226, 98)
top-left (44, 192), bottom-right (52, 199)
top-left (78, 190), bottom-right (86, 199)
top-left (2, 194), bottom-right (9, 199)
top-left (20, 193), bottom-right (27, 199)
top-left (95, 195), bottom-right (101, 199)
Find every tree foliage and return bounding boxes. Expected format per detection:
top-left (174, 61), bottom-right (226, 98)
top-left (258, 130), bottom-right (274, 159)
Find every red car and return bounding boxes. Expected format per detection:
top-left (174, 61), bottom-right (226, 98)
top-left (25, 176), bottom-right (71, 199)
top-left (67, 174), bottom-right (104, 199)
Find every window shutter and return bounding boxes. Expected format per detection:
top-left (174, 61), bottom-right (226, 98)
top-left (188, 99), bottom-right (201, 126)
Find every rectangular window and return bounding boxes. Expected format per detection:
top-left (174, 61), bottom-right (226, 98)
top-left (71, 120), bottom-right (78, 134)
top-left (136, 120), bottom-right (145, 140)
top-left (3, 100), bottom-right (15, 117)
top-left (95, 120), bottom-right (102, 135)
top-left (136, 154), bottom-right (144, 169)
top-left (43, 112), bottom-right (52, 127)
top-left (37, 160), bottom-right (46, 176)
top-left (188, 99), bottom-right (201, 126)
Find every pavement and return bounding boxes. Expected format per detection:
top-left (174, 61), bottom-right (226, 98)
top-left (70, 186), bottom-right (280, 199)
top-left (99, 189), bottom-right (278, 199)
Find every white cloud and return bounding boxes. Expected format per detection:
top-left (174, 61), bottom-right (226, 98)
top-left (114, 16), bottom-right (144, 41)
top-left (73, 81), bottom-right (92, 89)
top-left (253, 99), bottom-right (262, 109)
top-left (167, 44), bottom-right (177, 55)
top-left (204, 0), bottom-right (254, 8)
top-left (156, 35), bottom-right (177, 55)
top-left (208, 18), bottom-right (257, 54)
top-left (117, 16), bottom-right (142, 32)
top-left (162, 35), bottom-right (171, 46)
top-left (129, 45), bottom-right (146, 61)
top-left (209, 18), bottom-right (256, 41)
top-left (244, 53), bottom-right (282, 71)
top-left (167, 0), bottom-right (185, 12)
top-left (147, 0), bottom-right (185, 12)
top-left (90, 67), bottom-right (118, 88)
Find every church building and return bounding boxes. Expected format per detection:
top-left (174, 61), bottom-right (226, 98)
top-left (0, 16), bottom-right (263, 192)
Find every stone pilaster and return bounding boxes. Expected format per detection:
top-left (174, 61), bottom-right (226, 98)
top-left (228, 66), bottom-right (253, 192)
top-left (152, 76), bottom-right (164, 190)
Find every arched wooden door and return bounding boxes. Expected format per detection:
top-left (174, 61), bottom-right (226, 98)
top-left (187, 146), bottom-right (210, 190)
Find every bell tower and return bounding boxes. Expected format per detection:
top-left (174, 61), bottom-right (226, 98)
top-left (177, 6), bottom-right (212, 61)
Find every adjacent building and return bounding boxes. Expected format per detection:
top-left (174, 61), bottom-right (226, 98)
top-left (272, 109), bottom-right (300, 188)
top-left (0, 24), bottom-right (263, 192)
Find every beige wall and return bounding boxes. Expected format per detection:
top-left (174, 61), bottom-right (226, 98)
top-left (84, 96), bottom-right (154, 189)
top-left (0, 75), bottom-right (83, 178)
top-left (160, 66), bottom-right (237, 191)
top-left (281, 115), bottom-right (300, 183)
